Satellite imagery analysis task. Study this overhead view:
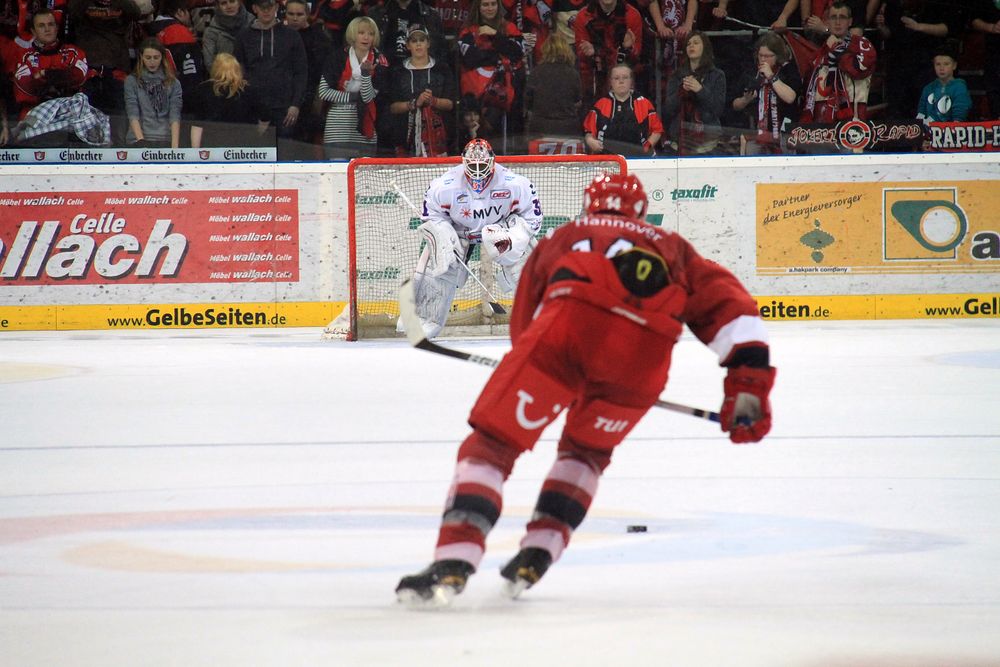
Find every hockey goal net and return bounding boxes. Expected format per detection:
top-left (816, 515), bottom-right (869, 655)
top-left (329, 154), bottom-right (627, 340)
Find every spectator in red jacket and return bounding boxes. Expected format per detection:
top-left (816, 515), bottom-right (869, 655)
top-left (13, 9), bottom-right (88, 118)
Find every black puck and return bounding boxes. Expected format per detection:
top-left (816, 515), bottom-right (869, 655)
top-left (626, 524), bottom-right (648, 533)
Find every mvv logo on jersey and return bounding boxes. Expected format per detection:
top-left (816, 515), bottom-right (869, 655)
top-left (467, 204), bottom-right (505, 220)
top-left (884, 188), bottom-right (968, 261)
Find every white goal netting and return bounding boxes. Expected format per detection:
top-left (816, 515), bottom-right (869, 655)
top-left (333, 155), bottom-right (626, 340)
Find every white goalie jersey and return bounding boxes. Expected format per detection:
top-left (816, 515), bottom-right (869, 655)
top-left (421, 163), bottom-right (543, 243)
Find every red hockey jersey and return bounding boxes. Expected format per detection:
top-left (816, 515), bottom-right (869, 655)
top-left (511, 214), bottom-right (765, 364)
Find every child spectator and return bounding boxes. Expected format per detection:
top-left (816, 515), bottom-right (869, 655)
top-left (124, 37), bottom-right (183, 147)
top-left (916, 47), bottom-right (971, 124)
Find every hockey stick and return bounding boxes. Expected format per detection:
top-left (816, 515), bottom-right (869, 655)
top-left (389, 180), bottom-right (507, 315)
top-left (399, 279), bottom-right (724, 424)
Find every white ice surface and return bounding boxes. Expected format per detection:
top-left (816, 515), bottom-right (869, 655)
top-left (2, 321), bottom-right (999, 666)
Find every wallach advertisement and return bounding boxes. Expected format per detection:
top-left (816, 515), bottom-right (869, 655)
top-left (0, 189), bottom-right (299, 285)
top-left (756, 181), bottom-right (1000, 275)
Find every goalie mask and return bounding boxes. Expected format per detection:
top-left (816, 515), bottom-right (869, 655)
top-left (462, 138), bottom-right (495, 194)
top-left (583, 173), bottom-right (648, 218)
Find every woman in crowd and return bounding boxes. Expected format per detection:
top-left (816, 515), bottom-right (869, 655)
top-left (190, 52), bottom-right (271, 148)
top-left (524, 31), bottom-right (582, 141)
top-left (202, 0), bottom-right (255, 69)
top-left (386, 23), bottom-right (455, 157)
top-left (731, 31), bottom-right (802, 155)
top-left (457, 0), bottom-right (525, 147)
top-left (317, 15), bottom-right (389, 159)
top-left (663, 31), bottom-right (726, 154)
top-left (124, 38), bottom-right (183, 148)
top-left (583, 62), bottom-right (662, 156)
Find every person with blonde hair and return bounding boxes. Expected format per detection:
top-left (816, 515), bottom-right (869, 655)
top-left (318, 15), bottom-right (389, 158)
top-left (190, 52), bottom-right (271, 148)
top-left (524, 31), bottom-right (582, 140)
top-left (124, 38), bottom-right (183, 147)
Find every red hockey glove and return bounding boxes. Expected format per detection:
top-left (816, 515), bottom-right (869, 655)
top-left (720, 366), bottom-right (776, 444)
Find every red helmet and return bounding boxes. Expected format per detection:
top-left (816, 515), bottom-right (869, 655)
top-left (583, 173), bottom-right (648, 218)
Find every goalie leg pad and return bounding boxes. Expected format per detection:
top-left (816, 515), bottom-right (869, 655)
top-left (410, 260), bottom-right (464, 338)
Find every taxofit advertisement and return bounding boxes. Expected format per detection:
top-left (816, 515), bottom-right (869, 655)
top-left (756, 181), bottom-right (1000, 275)
top-left (0, 189), bottom-right (299, 285)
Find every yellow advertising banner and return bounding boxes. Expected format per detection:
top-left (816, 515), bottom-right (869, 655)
top-left (0, 302), bottom-right (339, 331)
top-left (754, 294), bottom-right (1000, 320)
top-left (756, 181), bottom-right (1000, 275)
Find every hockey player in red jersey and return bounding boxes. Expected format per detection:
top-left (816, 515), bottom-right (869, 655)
top-left (396, 172), bottom-right (776, 606)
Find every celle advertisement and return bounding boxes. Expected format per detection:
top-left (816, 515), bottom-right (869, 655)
top-left (0, 190), bottom-right (299, 284)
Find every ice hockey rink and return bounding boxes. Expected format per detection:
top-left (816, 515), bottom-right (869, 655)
top-left (2, 320), bottom-right (999, 667)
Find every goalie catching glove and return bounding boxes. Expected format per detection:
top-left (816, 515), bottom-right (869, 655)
top-left (481, 215), bottom-right (535, 266)
top-left (720, 365), bottom-right (776, 444)
top-left (418, 219), bottom-right (462, 278)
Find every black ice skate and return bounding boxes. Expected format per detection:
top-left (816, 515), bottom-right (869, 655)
top-left (500, 547), bottom-right (553, 599)
top-left (395, 559), bottom-right (475, 608)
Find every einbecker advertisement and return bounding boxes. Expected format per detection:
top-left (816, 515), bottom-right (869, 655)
top-left (0, 189), bottom-right (299, 285)
top-left (756, 181), bottom-right (1000, 275)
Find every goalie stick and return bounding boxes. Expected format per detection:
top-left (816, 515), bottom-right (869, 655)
top-left (389, 180), bottom-right (507, 316)
top-left (399, 279), bottom-right (725, 424)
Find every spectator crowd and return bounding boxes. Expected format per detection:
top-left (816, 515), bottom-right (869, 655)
top-left (0, 0), bottom-right (997, 156)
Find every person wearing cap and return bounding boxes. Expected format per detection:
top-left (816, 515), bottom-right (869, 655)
top-left (387, 23), bottom-right (456, 156)
top-left (233, 0), bottom-right (309, 152)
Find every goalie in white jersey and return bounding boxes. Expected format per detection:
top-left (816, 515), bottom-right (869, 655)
top-left (407, 138), bottom-right (543, 338)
